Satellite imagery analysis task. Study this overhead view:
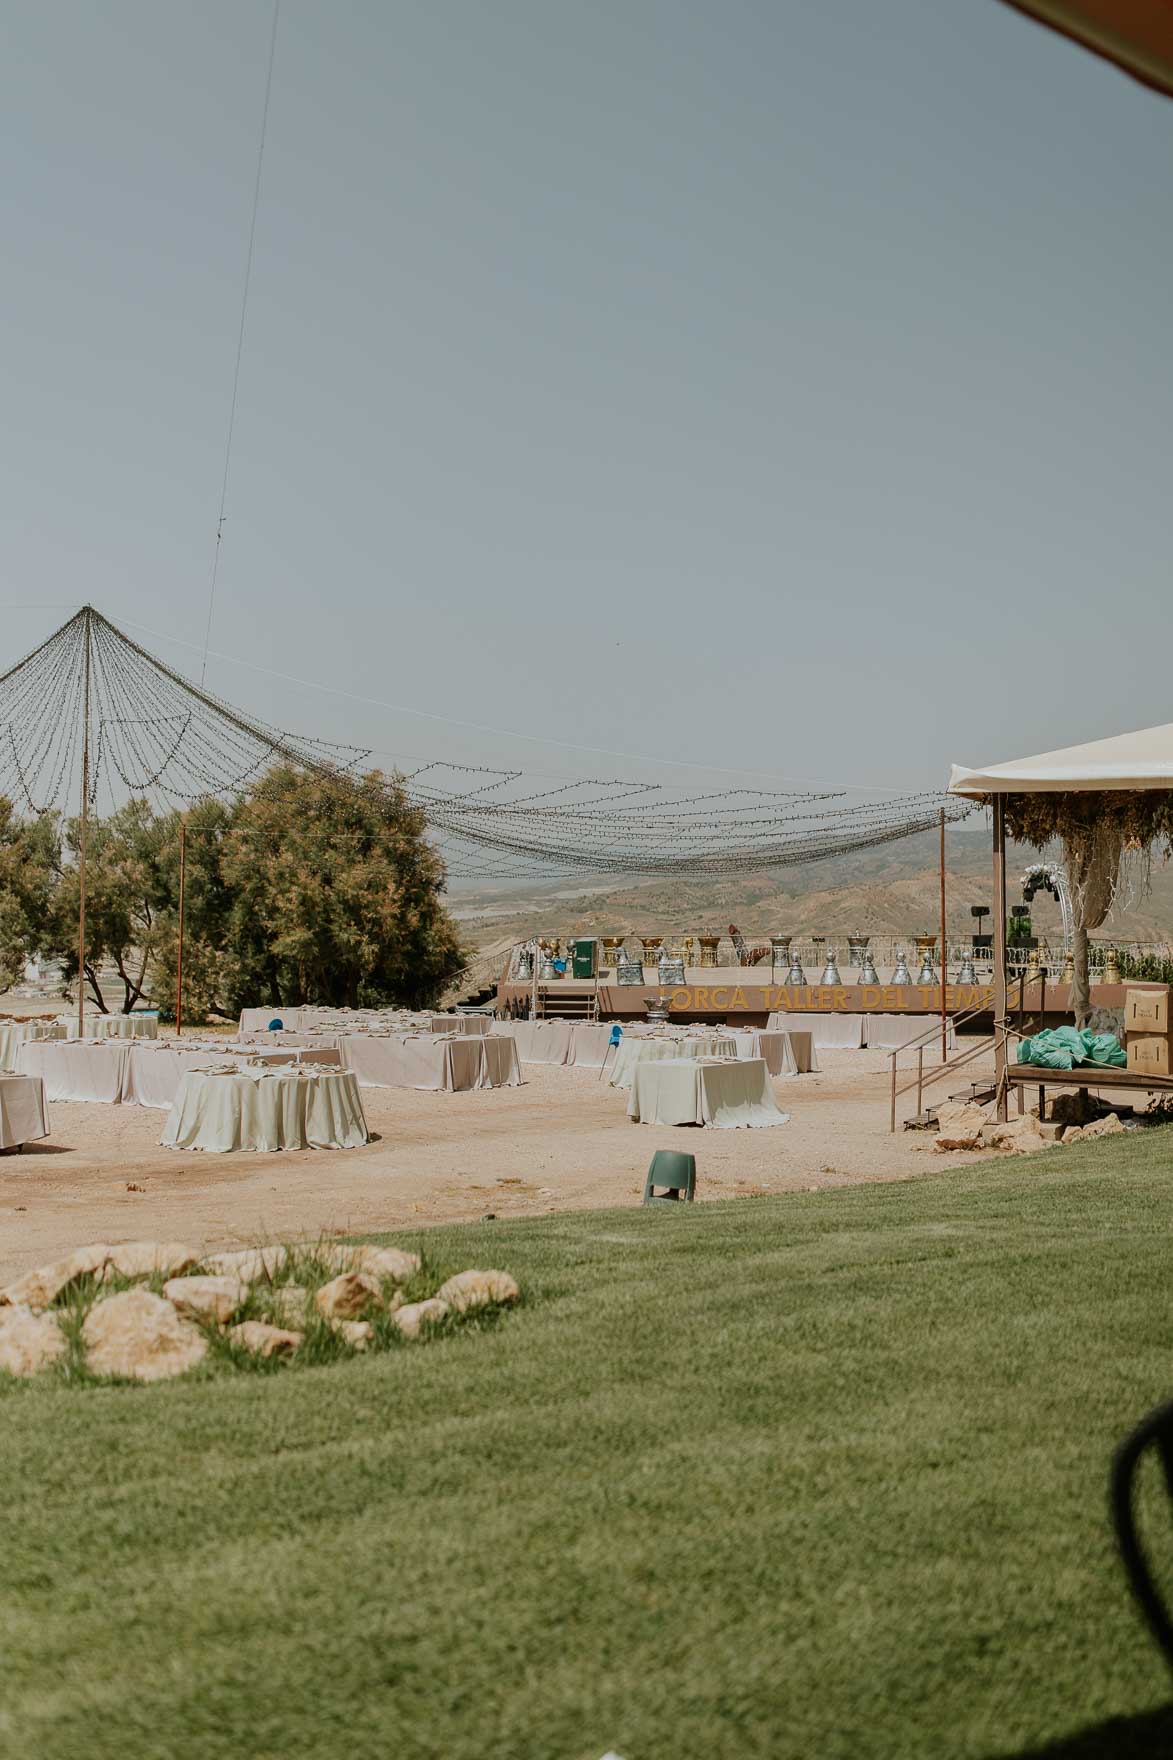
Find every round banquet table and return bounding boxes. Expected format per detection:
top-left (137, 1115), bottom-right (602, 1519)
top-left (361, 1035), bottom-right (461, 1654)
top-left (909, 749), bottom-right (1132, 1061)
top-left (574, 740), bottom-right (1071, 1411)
top-left (627, 1057), bottom-right (789, 1129)
top-left (162, 1067), bottom-right (370, 1152)
top-left (91, 1014), bottom-right (158, 1040)
top-left (0, 1073), bottom-right (49, 1148)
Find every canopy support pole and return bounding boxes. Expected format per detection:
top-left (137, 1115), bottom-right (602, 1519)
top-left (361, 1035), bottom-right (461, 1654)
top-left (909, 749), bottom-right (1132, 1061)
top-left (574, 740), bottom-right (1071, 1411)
top-left (939, 807), bottom-right (948, 1059)
top-left (176, 817), bottom-right (187, 1037)
top-left (993, 795), bottom-right (1009, 1120)
top-left (77, 608), bottom-right (92, 1041)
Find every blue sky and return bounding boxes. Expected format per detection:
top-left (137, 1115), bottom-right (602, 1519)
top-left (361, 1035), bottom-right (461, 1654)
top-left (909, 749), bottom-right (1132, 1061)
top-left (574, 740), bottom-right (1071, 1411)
top-left (3, 0), bottom-right (1171, 802)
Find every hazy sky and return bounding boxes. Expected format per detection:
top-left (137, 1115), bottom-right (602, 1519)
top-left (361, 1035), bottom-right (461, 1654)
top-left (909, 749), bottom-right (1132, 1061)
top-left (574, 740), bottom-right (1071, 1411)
top-left (3, 0), bottom-right (1171, 807)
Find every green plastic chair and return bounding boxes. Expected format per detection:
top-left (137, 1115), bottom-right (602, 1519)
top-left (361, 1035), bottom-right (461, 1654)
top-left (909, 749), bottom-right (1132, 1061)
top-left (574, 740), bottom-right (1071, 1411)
top-left (643, 1151), bottom-right (696, 1204)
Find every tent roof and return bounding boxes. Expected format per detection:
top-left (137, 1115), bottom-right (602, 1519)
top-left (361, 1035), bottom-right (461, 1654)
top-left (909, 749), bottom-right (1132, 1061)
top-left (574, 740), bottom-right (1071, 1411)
top-left (1000, 1), bottom-right (1173, 99)
top-left (949, 722), bottom-right (1173, 796)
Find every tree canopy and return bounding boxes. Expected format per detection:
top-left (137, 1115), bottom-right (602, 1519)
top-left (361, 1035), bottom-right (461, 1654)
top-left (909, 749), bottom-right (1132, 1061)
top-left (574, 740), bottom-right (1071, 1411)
top-left (1, 768), bottom-right (465, 1016)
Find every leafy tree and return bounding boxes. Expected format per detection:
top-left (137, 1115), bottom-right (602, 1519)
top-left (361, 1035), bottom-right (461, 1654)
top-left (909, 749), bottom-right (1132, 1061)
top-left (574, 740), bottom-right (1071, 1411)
top-left (0, 800), bottom-right (59, 991)
top-left (49, 799), bottom-right (173, 1013)
top-left (217, 766), bottom-right (465, 1010)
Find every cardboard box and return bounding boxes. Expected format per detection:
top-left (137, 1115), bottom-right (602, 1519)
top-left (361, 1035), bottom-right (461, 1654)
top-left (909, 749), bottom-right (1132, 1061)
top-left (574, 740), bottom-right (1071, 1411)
top-left (1125, 987), bottom-right (1169, 1033)
top-left (1127, 1033), bottom-right (1173, 1078)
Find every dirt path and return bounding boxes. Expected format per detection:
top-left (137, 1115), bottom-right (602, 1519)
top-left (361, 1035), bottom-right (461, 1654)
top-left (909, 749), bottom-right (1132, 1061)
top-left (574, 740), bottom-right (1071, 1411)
top-left (0, 1049), bottom-right (998, 1281)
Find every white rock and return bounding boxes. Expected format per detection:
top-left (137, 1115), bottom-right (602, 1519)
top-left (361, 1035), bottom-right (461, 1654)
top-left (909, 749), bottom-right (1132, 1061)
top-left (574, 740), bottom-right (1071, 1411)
top-left (269, 1285), bottom-right (310, 1326)
top-left (314, 1271), bottom-right (382, 1321)
top-left (434, 1269), bottom-right (520, 1313)
top-left (337, 1320), bottom-right (375, 1351)
top-left (1, 1243), bottom-right (113, 1311)
top-left (0, 1304), bottom-right (66, 1376)
top-left (319, 1243), bottom-right (420, 1282)
top-left (104, 1241), bottom-right (200, 1281)
top-left (162, 1275), bottom-right (248, 1325)
top-left (1064, 1112), bottom-right (1127, 1144)
top-left (229, 1321), bottom-right (302, 1359)
top-left (83, 1287), bottom-right (207, 1383)
top-left (202, 1245), bottom-right (287, 1284)
top-left (392, 1298), bottom-right (449, 1341)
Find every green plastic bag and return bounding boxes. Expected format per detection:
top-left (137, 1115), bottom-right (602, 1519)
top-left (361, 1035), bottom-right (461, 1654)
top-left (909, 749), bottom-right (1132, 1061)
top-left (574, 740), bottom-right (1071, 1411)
top-left (1017, 1026), bottom-right (1125, 1070)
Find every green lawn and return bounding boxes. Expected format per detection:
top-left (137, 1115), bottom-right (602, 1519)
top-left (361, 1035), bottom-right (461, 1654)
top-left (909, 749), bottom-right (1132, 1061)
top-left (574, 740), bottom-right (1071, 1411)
top-left (4, 1134), bottom-right (1173, 1759)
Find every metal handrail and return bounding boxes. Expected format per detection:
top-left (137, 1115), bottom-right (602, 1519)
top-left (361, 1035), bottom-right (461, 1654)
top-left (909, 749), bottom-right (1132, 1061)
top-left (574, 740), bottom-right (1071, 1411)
top-left (887, 972), bottom-right (1038, 1131)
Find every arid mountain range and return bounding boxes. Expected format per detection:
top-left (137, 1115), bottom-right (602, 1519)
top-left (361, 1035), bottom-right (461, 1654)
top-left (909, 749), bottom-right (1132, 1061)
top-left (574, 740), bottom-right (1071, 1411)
top-left (449, 824), bottom-right (1173, 951)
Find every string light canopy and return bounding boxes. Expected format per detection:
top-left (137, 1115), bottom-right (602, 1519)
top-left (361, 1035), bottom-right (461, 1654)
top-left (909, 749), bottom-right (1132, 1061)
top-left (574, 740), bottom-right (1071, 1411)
top-left (0, 606), bottom-right (972, 875)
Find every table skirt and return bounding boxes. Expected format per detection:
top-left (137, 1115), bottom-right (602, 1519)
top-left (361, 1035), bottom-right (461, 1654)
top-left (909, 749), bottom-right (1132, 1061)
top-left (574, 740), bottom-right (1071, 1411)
top-left (0, 1074), bottom-right (49, 1147)
top-left (162, 1069), bottom-right (370, 1152)
top-left (767, 1011), bottom-right (864, 1049)
top-left (16, 1040), bottom-right (130, 1103)
top-left (627, 1058), bottom-right (789, 1128)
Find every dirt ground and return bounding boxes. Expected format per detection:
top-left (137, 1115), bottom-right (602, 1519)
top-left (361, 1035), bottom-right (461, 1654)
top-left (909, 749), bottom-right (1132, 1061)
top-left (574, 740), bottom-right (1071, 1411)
top-left (0, 1047), bottom-right (1003, 1282)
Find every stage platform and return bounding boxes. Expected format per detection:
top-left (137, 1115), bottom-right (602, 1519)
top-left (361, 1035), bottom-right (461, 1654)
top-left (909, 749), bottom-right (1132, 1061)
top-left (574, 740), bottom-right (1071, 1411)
top-left (497, 967), bottom-right (1123, 1026)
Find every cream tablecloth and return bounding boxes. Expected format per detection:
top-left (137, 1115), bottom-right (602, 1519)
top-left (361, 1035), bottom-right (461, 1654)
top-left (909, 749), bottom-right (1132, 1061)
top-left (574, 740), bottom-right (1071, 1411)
top-left (865, 1015), bottom-right (957, 1053)
top-left (90, 1014), bottom-right (159, 1040)
top-left (767, 1011), bottom-right (864, 1049)
top-left (0, 1074), bottom-right (49, 1147)
top-left (728, 1029), bottom-right (800, 1077)
top-left (610, 1036), bottom-right (737, 1091)
top-left (16, 1040), bottom-right (129, 1103)
top-left (493, 1021), bottom-right (574, 1065)
top-left (162, 1068), bottom-right (369, 1152)
top-left (0, 1020), bottom-right (66, 1071)
top-left (340, 1033), bottom-right (523, 1091)
top-left (429, 1014), bottom-right (489, 1035)
top-left (627, 1058), bottom-right (788, 1129)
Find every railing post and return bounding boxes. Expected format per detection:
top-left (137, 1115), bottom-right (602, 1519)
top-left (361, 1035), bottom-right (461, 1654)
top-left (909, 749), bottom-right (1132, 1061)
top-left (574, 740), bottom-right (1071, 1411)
top-left (890, 1051), bottom-right (897, 1133)
top-left (917, 1045), bottom-right (924, 1117)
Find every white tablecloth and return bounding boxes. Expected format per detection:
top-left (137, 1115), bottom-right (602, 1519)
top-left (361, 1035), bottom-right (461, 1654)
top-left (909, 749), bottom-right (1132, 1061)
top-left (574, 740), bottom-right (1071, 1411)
top-left (90, 1014), bottom-right (159, 1040)
top-left (340, 1033), bottom-right (523, 1091)
top-left (767, 1011), bottom-right (865, 1049)
top-left (16, 1040), bottom-right (129, 1103)
top-left (728, 1029), bottom-right (800, 1077)
top-left (865, 1015), bottom-right (957, 1053)
top-left (628, 1058), bottom-right (789, 1129)
top-left (0, 1074), bottom-right (49, 1147)
top-left (162, 1068), bottom-right (370, 1152)
top-left (493, 1020), bottom-right (575, 1065)
top-left (610, 1036), bottom-right (736, 1091)
top-left (429, 1014), bottom-right (489, 1035)
top-left (0, 1020), bottom-right (66, 1071)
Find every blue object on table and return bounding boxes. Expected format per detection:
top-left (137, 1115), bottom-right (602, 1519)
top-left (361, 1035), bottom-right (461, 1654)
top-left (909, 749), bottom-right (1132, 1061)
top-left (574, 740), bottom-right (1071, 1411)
top-left (553, 959), bottom-right (567, 975)
top-left (268, 1017), bottom-right (284, 1032)
top-left (609, 1024), bottom-right (623, 1046)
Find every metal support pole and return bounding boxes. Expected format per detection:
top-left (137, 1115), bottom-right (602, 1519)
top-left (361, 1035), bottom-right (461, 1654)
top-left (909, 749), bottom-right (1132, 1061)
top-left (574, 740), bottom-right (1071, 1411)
top-left (176, 817), bottom-right (187, 1037)
top-left (917, 1044), bottom-right (924, 1118)
top-left (939, 807), bottom-right (948, 1060)
top-left (889, 1051), bottom-right (897, 1133)
top-left (993, 795), bottom-right (1009, 1121)
top-left (77, 609), bottom-right (92, 1041)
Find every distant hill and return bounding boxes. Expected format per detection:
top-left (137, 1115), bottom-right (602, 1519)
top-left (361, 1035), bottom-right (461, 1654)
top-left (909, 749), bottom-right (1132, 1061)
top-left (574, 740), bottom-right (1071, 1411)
top-left (449, 822), bottom-right (1173, 950)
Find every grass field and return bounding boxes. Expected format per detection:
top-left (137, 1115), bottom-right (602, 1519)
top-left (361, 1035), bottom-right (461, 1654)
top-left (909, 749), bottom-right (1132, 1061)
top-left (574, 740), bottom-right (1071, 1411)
top-left (4, 1133), bottom-right (1173, 1758)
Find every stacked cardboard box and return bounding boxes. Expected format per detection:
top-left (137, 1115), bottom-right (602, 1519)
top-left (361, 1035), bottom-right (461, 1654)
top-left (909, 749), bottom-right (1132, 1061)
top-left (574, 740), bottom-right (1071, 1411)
top-left (1125, 986), bottom-right (1171, 1076)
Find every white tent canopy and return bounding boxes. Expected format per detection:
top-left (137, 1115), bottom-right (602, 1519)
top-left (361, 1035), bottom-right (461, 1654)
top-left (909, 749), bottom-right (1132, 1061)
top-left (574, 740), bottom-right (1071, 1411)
top-left (949, 722), bottom-right (1173, 797)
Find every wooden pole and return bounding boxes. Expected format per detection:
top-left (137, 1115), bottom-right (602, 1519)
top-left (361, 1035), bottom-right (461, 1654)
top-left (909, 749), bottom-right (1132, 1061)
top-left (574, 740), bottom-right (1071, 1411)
top-left (939, 806), bottom-right (948, 1061)
top-left (176, 817), bottom-right (187, 1037)
top-left (77, 609), bottom-right (92, 1041)
top-left (993, 795), bottom-right (1009, 1121)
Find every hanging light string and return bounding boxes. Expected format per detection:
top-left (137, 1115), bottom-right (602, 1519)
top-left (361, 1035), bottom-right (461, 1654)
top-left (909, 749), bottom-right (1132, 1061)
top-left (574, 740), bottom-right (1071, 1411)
top-left (0, 607), bottom-right (973, 875)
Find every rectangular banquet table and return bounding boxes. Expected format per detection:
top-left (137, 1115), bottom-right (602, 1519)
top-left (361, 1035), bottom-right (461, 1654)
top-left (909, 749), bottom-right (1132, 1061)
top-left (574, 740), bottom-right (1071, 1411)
top-left (0, 1020), bottom-right (66, 1072)
top-left (162, 1067), bottom-right (370, 1152)
top-left (627, 1058), bottom-right (789, 1129)
top-left (339, 1032), bottom-right (523, 1091)
top-left (16, 1039), bottom-right (130, 1103)
top-left (609, 1035), bottom-right (738, 1091)
top-left (729, 1029), bottom-right (800, 1077)
top-left (865, 1014), bottom-right (957, 1054)
top-left (493, 1020), bottom-right (575, 1065)
top-left (429, 1014), bottom-right (490, 1035)
top-left (0, 1074), bottom-right (49, 1148)
top-left (91, 1014), bottom-right (159, 1040)
top-left (767, 1011), bottom-right (864, 1049)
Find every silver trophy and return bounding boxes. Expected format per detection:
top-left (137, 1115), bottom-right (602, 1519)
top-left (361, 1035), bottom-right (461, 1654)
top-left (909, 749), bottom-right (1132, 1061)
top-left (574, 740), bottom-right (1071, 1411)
top-left (847, 934), bottom-right (870, 974)
top-left (956, 952), bottom-right (978, 985)
top-left (770, 935), bottom-right (792, 974)
top-left (820, 948), bottom-right (841, 985)
top-left (785, 954), bottom-right (806, 986)
top-left (892, 949), bottom-right (913, 986)
top-left (916, 949), bottom-right (937, 985)
top-left (859, 950), bottom-right (880, 985)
